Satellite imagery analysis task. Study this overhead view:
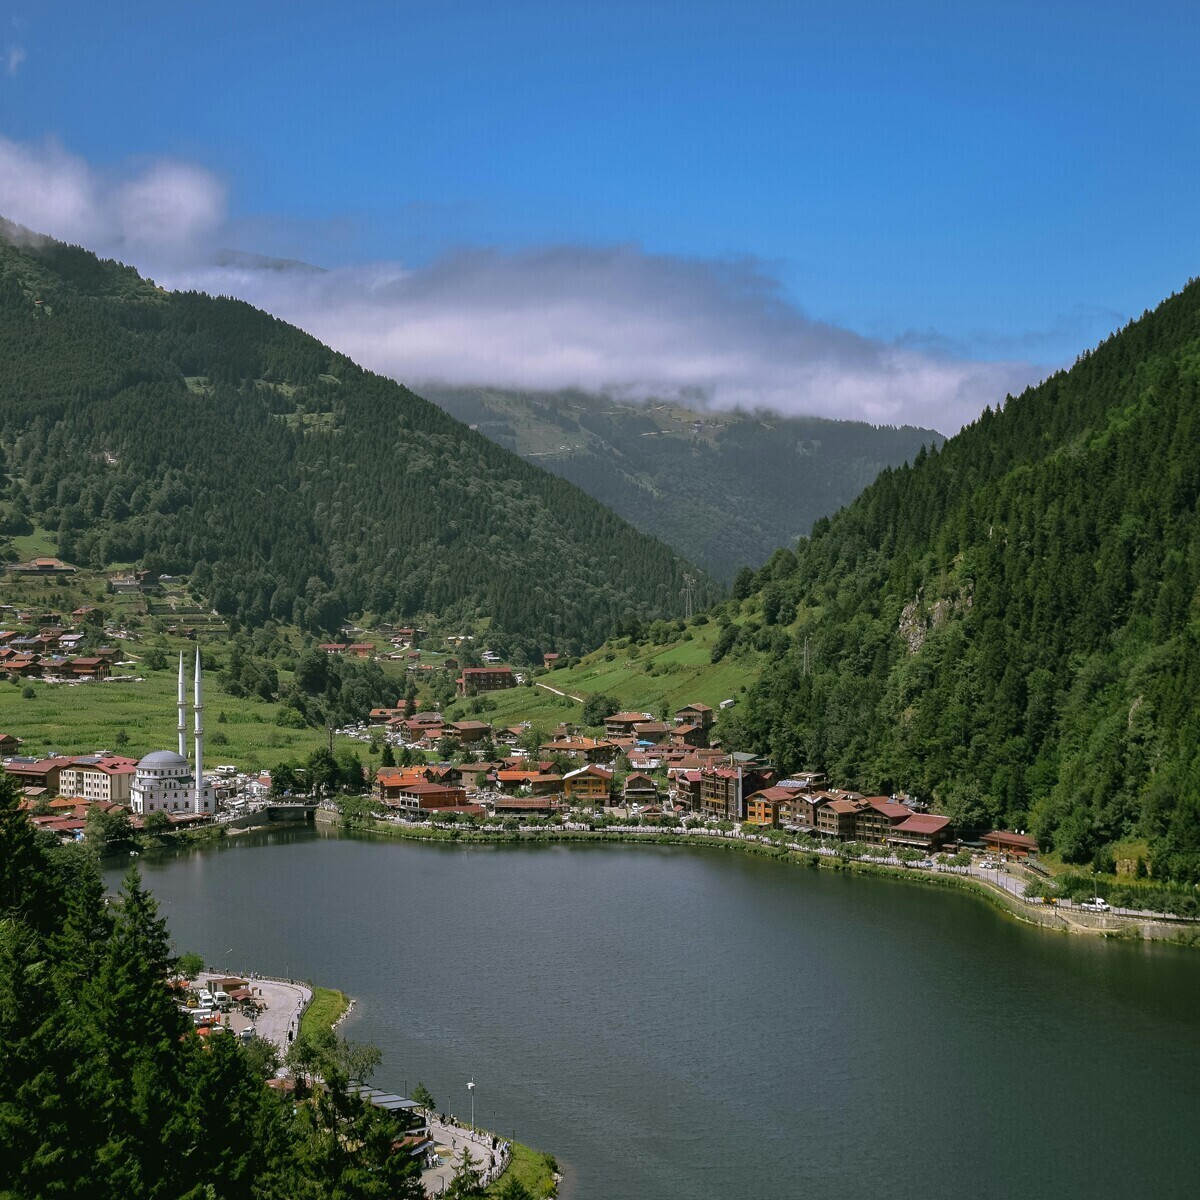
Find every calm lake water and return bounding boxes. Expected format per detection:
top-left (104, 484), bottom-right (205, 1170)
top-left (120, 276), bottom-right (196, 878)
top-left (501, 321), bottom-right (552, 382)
top-left (105, 829), bottom-right (1200, 1199)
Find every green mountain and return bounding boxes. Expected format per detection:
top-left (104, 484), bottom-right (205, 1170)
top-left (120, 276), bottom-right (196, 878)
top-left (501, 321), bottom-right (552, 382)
top-left (422, 385), bottom-right (941, 581)
top-left (716, 279), bottom-right (1200, 880)
top-left (0, 221), bottom-right (717, 658)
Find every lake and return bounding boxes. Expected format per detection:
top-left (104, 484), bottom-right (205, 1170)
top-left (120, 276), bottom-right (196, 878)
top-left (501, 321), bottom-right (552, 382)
top-left (105, 828), bottom-right (1200, 1199)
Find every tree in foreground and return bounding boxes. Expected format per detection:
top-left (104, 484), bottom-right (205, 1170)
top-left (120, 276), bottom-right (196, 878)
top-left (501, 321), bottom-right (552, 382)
top-left (0, 786), bottom-right (426, 1200)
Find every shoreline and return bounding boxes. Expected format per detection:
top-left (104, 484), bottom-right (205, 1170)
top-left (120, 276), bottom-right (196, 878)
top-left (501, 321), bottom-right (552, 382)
top-left (320, 808), bottom-right (1200, 948)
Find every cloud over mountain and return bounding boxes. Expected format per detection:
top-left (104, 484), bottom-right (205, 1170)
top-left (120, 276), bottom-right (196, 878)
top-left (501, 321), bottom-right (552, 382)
top-left (0, 136), bottom-right (1041, 432)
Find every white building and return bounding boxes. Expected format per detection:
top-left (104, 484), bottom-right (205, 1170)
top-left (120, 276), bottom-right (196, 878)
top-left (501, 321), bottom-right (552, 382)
top-left (130, 649), bottom-right (214, 816)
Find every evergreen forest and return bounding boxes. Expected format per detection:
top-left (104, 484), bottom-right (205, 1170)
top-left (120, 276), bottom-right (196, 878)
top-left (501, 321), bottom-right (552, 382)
top-left (0, 221), bottom-right (715, 660)
top-left (0, 775), bottom-right (427, 1199)
top-left (717, 278), bottom-right (1200, 880)
top-left (425, 384), bottom-right (940, 582)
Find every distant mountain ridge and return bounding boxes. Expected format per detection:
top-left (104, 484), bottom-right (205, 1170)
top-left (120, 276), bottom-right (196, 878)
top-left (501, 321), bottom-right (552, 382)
top-left (421, 384), bottom-right (941, 581)
top-left (0, 220), bottom-right (716, 659)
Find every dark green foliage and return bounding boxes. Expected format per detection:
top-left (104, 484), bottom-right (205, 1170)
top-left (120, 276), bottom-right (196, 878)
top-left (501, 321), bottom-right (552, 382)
top-left (0, 225), bottom-right (713, 658)
top-left (581, 692), bottom-right (618, 725)
top-left (0, 785), bottom-right (424, 1198)
top-left (426, 385), bottom-right (940, 581)
top-left (726, 280), bottom-right (1200, 880)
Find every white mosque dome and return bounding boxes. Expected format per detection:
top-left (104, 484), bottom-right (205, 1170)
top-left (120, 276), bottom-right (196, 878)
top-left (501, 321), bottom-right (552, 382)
top-left (138, 749), bottom-right (190, 770)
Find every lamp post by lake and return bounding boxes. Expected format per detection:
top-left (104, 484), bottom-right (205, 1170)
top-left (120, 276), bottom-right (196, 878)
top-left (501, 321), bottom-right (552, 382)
top-left (468, 1078), bottom-right (475, 1131)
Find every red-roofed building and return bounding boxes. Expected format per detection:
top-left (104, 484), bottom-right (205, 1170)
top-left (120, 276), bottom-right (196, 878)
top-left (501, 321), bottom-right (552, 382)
top-left (59, 755), bottom-right (139, 805)
top-left (380, 780), bottom-right (468, 814)
top-left (68, 657), bottom-right (112, 680)
top-left (674, 702), bottom-right (715, 730)
top-left (699, 764), bottom-right (775, 821)
top-left (346, 643), bottom-right (375, 658)
top-left (889, 813), bottom-right (952, 852)
top-left (983, 830), bottom-right (1039, 859)
top-left (815, 797), bottom-right (861, 840)
top-left (744, 785), bottom-right (799, 828)
top-left (604, 711), bottom-right (650, 737)
top-left (854, 797), bottom-right (915, 844)
top-left (623, 772), bottom-right (659, 806)
top-left (3, 756), bottom-right (75, 793)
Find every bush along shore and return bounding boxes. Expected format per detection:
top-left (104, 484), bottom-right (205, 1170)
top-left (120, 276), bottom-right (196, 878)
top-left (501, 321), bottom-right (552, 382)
top-left (324, 803), bottom-right (1200, 945)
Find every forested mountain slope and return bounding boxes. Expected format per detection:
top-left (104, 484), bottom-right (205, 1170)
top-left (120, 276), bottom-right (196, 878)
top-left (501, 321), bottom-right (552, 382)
top-left (718, 279), bottom-right (1200, 880)
top-left (0, 222), bottom-right (715, 658)
top-left (424, 384), bottom-right (940, 581)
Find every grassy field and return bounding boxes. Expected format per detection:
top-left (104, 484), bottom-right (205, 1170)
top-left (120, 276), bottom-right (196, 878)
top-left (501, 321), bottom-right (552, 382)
top-left (485, 1141), bottom-right (558, 1198)
top-left (0, 656), bottom-right (347, 770)
top-left (441, 618), bottom-right (764, 730)
top-left (299, 986), bottom-right (351, 1040)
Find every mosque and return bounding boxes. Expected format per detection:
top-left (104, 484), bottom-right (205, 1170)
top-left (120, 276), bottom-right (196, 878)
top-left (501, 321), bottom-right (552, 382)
top-left (130, 648), bottom-right (214, 817)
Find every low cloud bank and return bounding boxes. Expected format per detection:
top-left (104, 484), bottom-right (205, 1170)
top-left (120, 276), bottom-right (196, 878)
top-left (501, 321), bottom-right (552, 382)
top-left (0, 136), bottom-right (1041, 432)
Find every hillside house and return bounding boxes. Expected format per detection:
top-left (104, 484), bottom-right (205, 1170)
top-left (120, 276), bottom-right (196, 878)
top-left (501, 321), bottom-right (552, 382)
top-left (604, 712), bottom-right (650, 738)
top-left (447, 720), bottom-right (492, 746)
top-left (68, 657), bottom-right (112, 680)
top-left (457, 667), bottom-right (515, 697)
top-left (632, 721), bottom-right (674, 745)
top-left (674, 703), bottom-right (714, 731)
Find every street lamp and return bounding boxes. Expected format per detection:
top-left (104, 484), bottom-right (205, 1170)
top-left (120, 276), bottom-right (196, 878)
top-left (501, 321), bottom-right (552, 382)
top-left (467, 1078), bottom-right (475, 1131)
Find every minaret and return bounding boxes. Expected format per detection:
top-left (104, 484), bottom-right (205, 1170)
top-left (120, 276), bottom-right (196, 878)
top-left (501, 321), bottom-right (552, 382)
top-left (193, 646), bottom-right (204, 812)
top-left (177, 652), bottom-right (187, 757)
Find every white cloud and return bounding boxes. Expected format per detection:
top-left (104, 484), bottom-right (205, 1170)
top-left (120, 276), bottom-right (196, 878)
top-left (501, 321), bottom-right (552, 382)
top-left (0, 135), bottom-right (1041, 432)
top-left (0, 136), bottom-right (225, 262)
top-left (5, 45), bottom-right (25, 76)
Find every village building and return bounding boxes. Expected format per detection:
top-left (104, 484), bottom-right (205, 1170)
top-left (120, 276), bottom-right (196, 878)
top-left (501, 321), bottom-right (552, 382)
top-left (58, 755), bottom-right (139, 805)
top-left (623, 772), bottom-right (659, 807)
top-left (632, 721), bottom-right (674, 745)
top-left (889, 813), bottom-right (952, 852)
top-left (447, 720), bottom-right (492, 746)
top-left (674, 702), bottom-right (715, 730)
top-left (699, 764), bottom-right (774, 821)
top-left (815, 797), bottom-right (860, 839)
top-left (492, 796), bottom-right (559, 816)
top-left (3, 755), bottom-right (76, 794)
top-left (456, 666), bottom-right (516, 697)
top-left (744, 785), bottom-right (800, 828)
top-left (562, 764), bottom-right (613, 804)
top-left (604, 711), bottom-right (651, 738)
top-left (983, 830), bottom-right (1039, 859)
top-left (853, 797), bottom-right (914, 844)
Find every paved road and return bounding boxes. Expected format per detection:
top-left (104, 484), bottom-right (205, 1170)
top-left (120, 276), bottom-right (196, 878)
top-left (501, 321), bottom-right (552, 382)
top-left (196, 972), bottom-right (311, 1052)
top-left (422, 1119), bottom-right (508, 1197)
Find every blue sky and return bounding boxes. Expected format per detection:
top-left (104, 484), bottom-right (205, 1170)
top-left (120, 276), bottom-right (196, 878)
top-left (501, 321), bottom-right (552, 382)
top-left (2, 1), bottom-right (1199, 430)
